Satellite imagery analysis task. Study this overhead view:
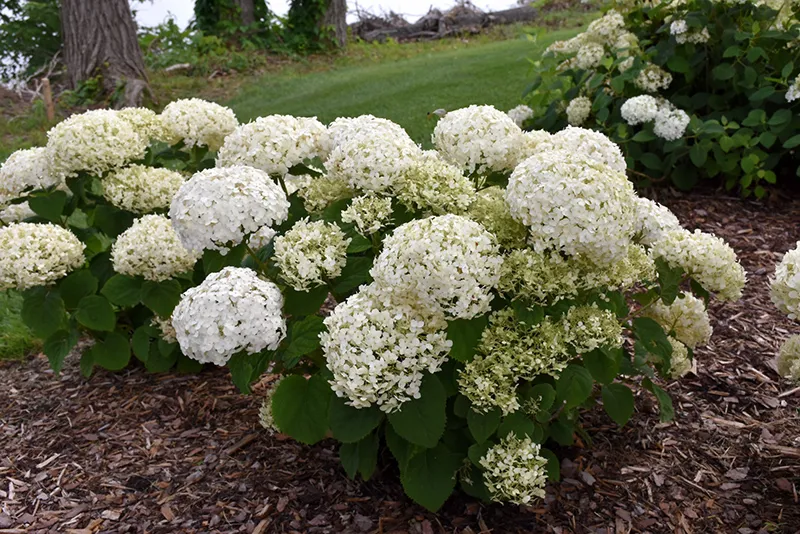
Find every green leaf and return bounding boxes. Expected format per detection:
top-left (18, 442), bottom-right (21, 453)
top-left (22, 288), bottom-right (66, 338)
top-left (202, 245), bottom-right (246, 275)
top-left (401, 443), bottom-right (464, 512)
top-left (689, 143), bottom-right (708, 167)
top-left (722, 45), bottom-right (740, 58)
top-left (59, 270), bottom-right (98, 309)
top-left (466, 408), bottom-right (501, 444)
top-left (783, 134), bottom-right (800, 149)
top-left (329, 396), bottom-right (384, 443)
top-left (339, 431), bottom-right (380, 480)
top-left (90, 332), bottom-right (131, 371)
top-left (388, 374), bottom-right (447, 448)
top-left (654, 257), bottom-right (683, 305)
top-left (227, 352), bottom-right (258, 394)
top-left (176, 354), bottom-right (204, 373)
top-left (460, 464), bottom-right (492, 502)
top-left (601, 383), bottom-right (635, 427)
top-left (43, 329), bottom-right (78, 374)
top-left (643, 378), bottom-right (675, 422)
top-left (640, 153), bottom-right (662, 170)
top-left (549, 414), bottom-right (574, 446)
top-left (712, 63), bottom-right (735, 81)
top-left (146, 341), bottom-right (178, 373)
top-left (632, 130), bottom-right (656, 142)
top-left (749, 86), bottom-right (775, 102)
top-left (782, 61), bottom-right (794, 78)
top-left (141, 280), bottom-right (183, 317)
top-left (768, 109), bottom-right (793, 127)
top-left (527, 383), bottom-right (556, 418)
top-left (92, 205), bottom-right (134, 237)
top-left (346, 234), bottom-right (372, 253)
top-left (632, 317), bottom-right (672, 362)
top-left (101, 274), bottom-right (143, 307)
top-left (555, 364), bottom-right (593, 409)
top-left (332, 256), bottom-right (373, 295)
top-left (497, 411), bottom-right (536, 440)
top-left (75, 295), bottom-right (116, 332)
top-left (280, 315), bottom-right (325, 368)
top-left (583, 348), bottom-right (620, 385)
top-left (540, 448), bottom-right (560, 482)
top-left (446, 315), bottom-right (489, 363)
top-left (385, 423), bottom-right (415, 472)
top-left (468, 441), bottom-right (491, 467)
top-left (79, 350), bottom-right (94, 378)
top-left (283, 285), bottom-right (329, 316)
top-left (132, 326), bottom-right (151, 362)
top-left (511, 301), bottom-right (544, 326)
top-left (666, 54), bottom-right (689, 73)
top-left (28, 190), bottom-right (68, 222)
top-left (271, 374), bottom-right (332, 444)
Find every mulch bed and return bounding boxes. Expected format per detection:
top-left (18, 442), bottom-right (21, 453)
top-left (1, 191), bottom-right (799, 534)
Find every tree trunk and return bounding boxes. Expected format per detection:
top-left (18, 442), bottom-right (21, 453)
top-left (60, 0), bottom-right (150, 107)
top-left (321, 0), bottom-right (347, 47)
top-left (232, 0), bottom-right (256, 26)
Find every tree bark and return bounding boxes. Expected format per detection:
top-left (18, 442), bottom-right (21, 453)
top-left (321, 0), bottom-right (347, 47)
top-left (60, 0), bottom-right (150, 107)
top-left (232, 0), bottom-right (256, 26)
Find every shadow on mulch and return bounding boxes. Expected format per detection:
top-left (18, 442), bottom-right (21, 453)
top-left (1, 191), bottom-right (799, 534)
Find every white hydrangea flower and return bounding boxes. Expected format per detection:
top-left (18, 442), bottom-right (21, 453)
top-left (770, 241), bottom-right (800, 319)
top-left (151, 314), bottom-right (177, 344)
top-left (259, 378), bottom-right (283, 434)
top-left (103, 164), bottom-right (186, 214)
top-left (576, 43), bottom-right (605, 69)
top-left (169, 166), bottom-right (289, 253)
top-left (0, 147), bottom-right (63, 202)
top-left (296, 175), bottom-right (354, 212)
top-left (654, 107), bottom-right (691, 141)
top-left (634, 64), bottom-right (673, 92)
top-left (787, 74), bottom-right (800, 102)
top-left (160, 98), bottom-right (239, 151)
top-left (505, 150), bottom-right (638, 266)
top-left (111, 214), bottom-right (200, 282)
top-left (117, 107), bottom-right (167, 143)
top-left (393, 150), bottom-right (476, 215)
top-left (562, 305), bottom-right (623, 353)
top-left (645, 292), bottom-right (712, 349)
top-left (669, 19), bottom-right (689, 37)
top-left (325, 128), bottom-right (421, 192)
top-left (621, 95), bottom-right (659, 126)
top-left (777, 335), bottom-right (800, 382)
top-left (566, 97), bottom-right (592, 126)
top-left (46, 109), bottom-right (148, 177)
top-left (667, 336), bottom-right (692, 379)
top-left (326, 115), bottom-right (409, 150)
top-left (546, 35), bottom-right (585, 55)
top-left (248, 226), bottom-right (277, 250)
top-left (321, 283), bottom-right (451, 412)
top-left (273, 218), bottom-right (350, 291)
top-left (467, 186), bottom-right (529, 250)
top-left (172, 267), bottom-right (286, 366)
top-left (651, 228), bottom-right (746, 301)
top-left (507, 104), bottom-right (534, 127)
top-left (341, 194), bottom-right (393, 235)
top-left (0, 201), bottom-right (35, 224)
top-left (580, 244), bottom-right (657, 291)
top-left (432, 105), bottom-right (525, 174)
top-left (0, 223), bottom-right (84, 290)
top-left (216, 115), bottom-right (328, 176)
top-left (498, 249), bottom-right (582, 305)
top-left (539, 126), bottom-right (627, 173)
top-left (480, 434), bottom-right (549, 505)
top-left (633, 196), bottom-right (682, 246)
top-left (585, 9), bottom-right (626, 44)
top-left (613, 31), bottom-right (639, 56)
top-left (618, 56), bottom-right (635, 73)
top-left (371, 214), bottom-right (503, 319)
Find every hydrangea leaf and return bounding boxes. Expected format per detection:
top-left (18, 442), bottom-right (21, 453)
top-left (329, 396), bottom-right (384, 443)
top-left (271, 374), bottom-right (332, 445)
top-left (388, 374), bottom-right (447, 448)
top-left (75, 295), bottom-right (116, 332)
top-left (601, 383), bottom-right (635, 427)
top-left (400, 443), bottom-right (464, 512)
top-left (339, 430), bottom-right (380, 481)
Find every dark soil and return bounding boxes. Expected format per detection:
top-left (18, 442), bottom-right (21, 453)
top-left (1, 192), bottom-right (799, 534)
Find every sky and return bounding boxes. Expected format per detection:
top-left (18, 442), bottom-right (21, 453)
top-left (133, 0), bottom-right (519, 28)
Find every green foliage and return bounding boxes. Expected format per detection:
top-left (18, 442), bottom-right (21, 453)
top-left (0, 292), bottom-right (38, 360)
top-left (284, 0), bottom-right (332, 52)
top-left (524, 0), bottom-right (800, 196)
top-left (0, 0), bottom-right (61, 82)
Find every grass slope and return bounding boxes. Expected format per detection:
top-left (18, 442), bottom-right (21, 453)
top-left (228, 28), bottom-right (577, 145)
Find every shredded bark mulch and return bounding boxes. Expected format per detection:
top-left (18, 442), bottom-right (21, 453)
top-left (1, 192), bottom-right (799, 534)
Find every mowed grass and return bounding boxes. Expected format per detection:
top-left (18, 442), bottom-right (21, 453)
top-left (228, 28), bottom-right (579, 145)
top-left (0, 291), bottom-right (37, 360)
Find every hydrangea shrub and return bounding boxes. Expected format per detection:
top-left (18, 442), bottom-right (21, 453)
top-left (0, 100), bottom-right (747, 511)
top-left (522, 0), bottom-right (800, 197)
top-left (771, 241), bottom-right (800, 381)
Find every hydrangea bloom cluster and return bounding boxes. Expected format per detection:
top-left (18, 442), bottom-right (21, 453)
top-left (248, 226), bottom-right (277, 250)
top-left (770, 241), bottom-right (800, 319)
top-left (296, 175), bottom-right (353, 212)
top-left (169, 166), bottom-right (289, 253)
top-left (479, 434), bottom-right (549, 505)
top-left (787, 74), bottom-right (800, 102)
top-left (506, 150), bottom-right (637, 265)
top-left (172, 267), bottom-right (286, 365)
top-left (393, 151), bottom-right (476, 215)
top-left (561, 305), bottom-right (623, 354)
top-left (777, 335), bottom-right (800, 382)
top-left (326, 115), bottom-right (409, 149)
top-left (111, 215), bottom-right (201, 281)
top-left (576, 43), bottom-right (606, 69)
top-left (103, 165), bottom-right (186, 213)
top-left (507, 104), bottom-right (534, 127)
top-left (273, 219), bottom-right (350, 291)
top-left (0, 202), bottom-right (35, 224)
top-left (651, 229), bottom-right (746, 301)
top-left (326, 129), bottom-right (421, 192)
top-left (566, 97), bottom-right (592, 126)
top-left (160, 98), bottom-right (239, 151)
top-left (539, 127), bottom-right (627, 173)
top-left (151, 314), bottom-right (177, 344)
top-left (467, 186), bottom-right (528, 250)
top-left (633, 197), bottom-right (682, 246)
top-left (667, 336), bottom-right (693, 379)
top-left (258, 378), bottom-right (283, 434)
top-left (635, 64), bottom-right (673, 92)
top-left (669, 19), bottom-right (710, 44)
top-left (46, 109), bottom-right (148, 177)
top-left (498, 249), bottom-right (582, 305)
top-left (216, 115), bottom-right (328, 176)
top-left (117, 107), bottom-right (166, 143)
top-left (645, 292), bottom-right (712, 349)
top-left (321, 283), bottom-right (451, 412)
top-left (0, 147), bottom-right (63, 203)
top-left (620, 95), bottom-right (659, 125)
top-left (653, 106), bottom-right (691, 141)
top-left (0, 223), bottom-right (84, 290)
top-left (341, 194), bottom-right (393, 235)
top-left (432, 105), bottom-right (525, 174)
top-left (371, 214), bottom-right (503, 319)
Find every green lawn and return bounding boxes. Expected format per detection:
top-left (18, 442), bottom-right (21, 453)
top-left (228, 28), bottom-right (578, 145)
